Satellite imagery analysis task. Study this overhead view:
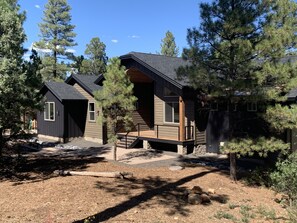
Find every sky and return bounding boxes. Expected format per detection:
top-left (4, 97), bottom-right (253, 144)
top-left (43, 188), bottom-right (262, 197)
top-left (18, 0), bottom-right (207, 60)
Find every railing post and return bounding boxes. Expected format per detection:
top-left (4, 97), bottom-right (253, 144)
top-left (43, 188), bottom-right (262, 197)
top-left (138, 123), bottom-right (140, 137)
top-left (178, 126), bottom-right (180, 141)
top-left (125, 135), bottom-right (127, 149)
top-left (157, 125), bottom-right (159, 138)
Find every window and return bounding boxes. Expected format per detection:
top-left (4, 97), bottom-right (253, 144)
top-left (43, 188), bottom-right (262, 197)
top-left (165, 102), bottom-right (179, 123)
top-left (247, 102), bottom-right (257, 112)
top-left (44, 102), bottom-right (55, 121)
top-left (164, 87), bottom-right (177, 97)
top-left (89, 103), bottom-right (96, 121)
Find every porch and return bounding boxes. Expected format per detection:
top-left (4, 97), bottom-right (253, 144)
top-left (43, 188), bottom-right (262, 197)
top-left (117, 123), bottom-right (195, 154)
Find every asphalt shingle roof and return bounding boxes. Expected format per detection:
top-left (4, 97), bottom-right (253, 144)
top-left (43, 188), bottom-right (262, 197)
top-left (45, 82), bottom-right (86, 101)
top-left (121, 52), bottom-right (190, 88)
top-left (71, 74), bottom-right (103, 94)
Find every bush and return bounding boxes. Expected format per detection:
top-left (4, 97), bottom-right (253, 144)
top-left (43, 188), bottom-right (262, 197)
top-left (244, 166), bottom-right (273, 187)
top-left (270, 152), bottom-right (297, 206)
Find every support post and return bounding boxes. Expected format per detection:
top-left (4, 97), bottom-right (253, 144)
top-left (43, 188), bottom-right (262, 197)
top-left (177, 144), bottom-right (187, 155)
top-left (143, 140), bottom-right (151, 150)
top-left (179, 96), bottom-right (185, 141)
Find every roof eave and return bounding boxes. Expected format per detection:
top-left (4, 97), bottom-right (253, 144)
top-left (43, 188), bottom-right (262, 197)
top-left (66, 74), bottom-right (95, 96)
top-left (121, 53), bottom-right (185, 90)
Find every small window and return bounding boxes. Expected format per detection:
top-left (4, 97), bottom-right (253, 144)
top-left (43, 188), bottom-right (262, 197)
top-left (164, 87), bottom-right (177, 97)
top-left (247, 102), bottom-right (257, 112)
top-left (165, 102), bottom-right (179, 123)
top-left (44, 102), bottom-right (55, 121)
top-left (89, 102), bottom-right (96, 121)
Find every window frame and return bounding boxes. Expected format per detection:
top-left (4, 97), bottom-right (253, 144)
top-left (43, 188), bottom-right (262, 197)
top-left (164, 102), bottom-right (179, 124)
top-left (44, 102), bottom-right (55, 121)
top-left (88, 102), bottom-right (96, 122)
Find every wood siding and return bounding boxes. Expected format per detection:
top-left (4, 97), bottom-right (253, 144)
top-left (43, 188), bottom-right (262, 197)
top-left (132, 83), bottom-right (153, 130)
top-left (64, 100), bottom-right (88, 138)
top-left (154, 82), bottom-right (196, 140)
top-left (73, 83), bottom-right (103, 141)
top-left (37, 91), bottom-right (64, 138)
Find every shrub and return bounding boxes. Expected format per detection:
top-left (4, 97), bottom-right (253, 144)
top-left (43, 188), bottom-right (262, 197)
top-left (270, 152), bottom-right (297, 206)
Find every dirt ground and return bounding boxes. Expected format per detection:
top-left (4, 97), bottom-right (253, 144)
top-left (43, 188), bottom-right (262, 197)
top-left (0, 149), bottom-right (290, 223)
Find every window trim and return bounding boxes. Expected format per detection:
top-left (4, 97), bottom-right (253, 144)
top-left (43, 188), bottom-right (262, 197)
top-left (88, 102), bottom-right (96, 122)
top-left (44, 102), bottom-right (55, 121)
top-left (163, 101), bottom-right (180, 124)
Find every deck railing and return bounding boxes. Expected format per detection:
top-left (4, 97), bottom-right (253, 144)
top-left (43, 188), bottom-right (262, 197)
top-left (136, 123), bottom-right (194, 141)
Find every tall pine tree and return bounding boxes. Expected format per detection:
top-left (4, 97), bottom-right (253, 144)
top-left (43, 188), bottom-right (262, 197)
top-left (0, 0), bottom-right (26, 154)
top-left (160, 31), bottom-right (179, 57)
top-left (181, 0), bottom-right (297, 180)
top-left (94, 58), bottom-right (136, 160)
top-left (81, 37), bottom-right (108, 75)
top-left (36, 0), bottom-right (76, 80)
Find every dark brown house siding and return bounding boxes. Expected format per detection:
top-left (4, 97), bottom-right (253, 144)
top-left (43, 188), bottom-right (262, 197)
top-left (37, 91), bottom-right (64, 139)
top-left (64, 100), bottom-right (88, 138)
top-left (132, 83), bottom-right (154, 130)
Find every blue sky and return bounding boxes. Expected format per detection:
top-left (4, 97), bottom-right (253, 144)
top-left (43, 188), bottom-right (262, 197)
top-left (19, 0), bottom-right (206, 59)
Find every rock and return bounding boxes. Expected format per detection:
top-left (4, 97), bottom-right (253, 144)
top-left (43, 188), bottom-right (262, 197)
top-left (169, 165), bottom-right (184, 171)
top-left (29, 137), bottom-right (38, 143)
top-left (208, 188), bottom-right (216, 194)
top-left (191, 186), bottom-right (203, 194)
top-left (200, 193), bottom-right (211, 204)
top-left (188, 193), bottom-right (202, 205)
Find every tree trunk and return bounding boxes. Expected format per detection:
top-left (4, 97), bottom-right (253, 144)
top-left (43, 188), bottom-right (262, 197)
top-left (55, 170), bottom-right (132, 178)
top-left (54, 50), bottom-right (57, 78)
top-left (0, 128), bottom-right (3, 157)
top-left (230, 153), bottom-right (237, 181)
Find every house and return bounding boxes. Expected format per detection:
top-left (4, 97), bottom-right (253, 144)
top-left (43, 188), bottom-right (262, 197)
top-left (37, 75), bottom-right (106, 143)
top-left (38, 52), bottom-right (267, 154)
top-left (37, 81), bottom-right (88, 142)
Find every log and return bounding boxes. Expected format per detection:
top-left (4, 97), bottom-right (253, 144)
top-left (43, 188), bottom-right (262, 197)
top-left (54, 170), bottom-right (133, 179)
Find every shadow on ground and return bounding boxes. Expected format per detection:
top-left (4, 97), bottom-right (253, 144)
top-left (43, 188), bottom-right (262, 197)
top-left (0, 144), bottom-right (110, 184)
top-left (118, 149), bottom-right (164, 162)
top-left (73, 169), bottom-right (229, 223)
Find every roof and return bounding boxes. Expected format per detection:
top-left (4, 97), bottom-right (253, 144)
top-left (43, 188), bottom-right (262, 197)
top-left (120, 52), bottom-right (190, 89)
top-left (66, 74), bottom-right (103, 95)
top-left (43, 82), bottom-right (87, 102)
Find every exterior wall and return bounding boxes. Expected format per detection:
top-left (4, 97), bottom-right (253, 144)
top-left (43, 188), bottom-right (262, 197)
top-left (64, 100), bottom-right (88, 138)
top-left (132, 83), bottom-right (154, 130)
top-left (73, 83), bottom-right (104, 143)
top-left (154, 82), bottom-right (195, 141)
top-left (37, 91), bottom-right (64, 139)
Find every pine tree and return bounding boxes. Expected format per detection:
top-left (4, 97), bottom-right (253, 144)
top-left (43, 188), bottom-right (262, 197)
top-left (94, 58), bottom-right (137, 160)
top-left (21, 49), bottom-right (43, 128)
top-left (181, 0), bottom-right (297, 180)
top-left (81, 37), bottom-right (108, 75)
top-left (36, 0), bottom-right (76, 80)
top-left (160, 31), bottom-right (179, 57)
top-left (0, 0), bottom-right (26, 154)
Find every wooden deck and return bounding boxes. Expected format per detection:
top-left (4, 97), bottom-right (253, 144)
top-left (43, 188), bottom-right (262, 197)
top-left (118, 130), bottom-right (193, 143)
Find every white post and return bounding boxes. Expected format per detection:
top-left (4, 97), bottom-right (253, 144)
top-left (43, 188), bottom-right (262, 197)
top-left (177, 145), bottom-right (187, 155)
